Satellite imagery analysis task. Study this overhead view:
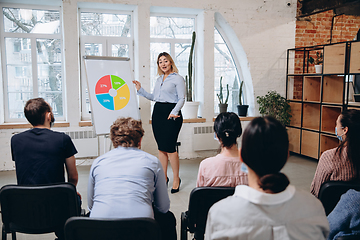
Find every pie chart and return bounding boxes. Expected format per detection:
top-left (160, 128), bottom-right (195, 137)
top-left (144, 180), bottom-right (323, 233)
top-left (95, 75), bottom-right (130, 110)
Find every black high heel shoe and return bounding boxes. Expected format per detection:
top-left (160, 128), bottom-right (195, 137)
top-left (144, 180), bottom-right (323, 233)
top-left (171, 178), bottom-right (181, 194)
top-left (166, 177), bottom-right (169, 186)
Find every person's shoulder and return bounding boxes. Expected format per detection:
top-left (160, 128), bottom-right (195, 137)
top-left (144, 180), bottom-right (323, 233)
top-left (322, 147), bottom-right (337, 157)
top-left (11, 129), bottom-right (34, 141)
top-left (319, 147), bottom-right (337, 163)
top-left (293, 188), bottom-right (324, 208)
top-left (172, 72), bottom-right (185, 81)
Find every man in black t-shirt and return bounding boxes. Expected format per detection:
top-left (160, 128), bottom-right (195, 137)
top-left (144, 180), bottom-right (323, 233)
top-left (11, 98), bottom-right (78, 187)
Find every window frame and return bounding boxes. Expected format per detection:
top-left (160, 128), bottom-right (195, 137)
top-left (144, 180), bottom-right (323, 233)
top-left (79, 8), bottom-right (134, 120)
top-left (149, 13), bottom-right (197, 94)
top-left (213, 23), bottom-right (244, 114)
top-left (0, 3), bottom-right (64, 123)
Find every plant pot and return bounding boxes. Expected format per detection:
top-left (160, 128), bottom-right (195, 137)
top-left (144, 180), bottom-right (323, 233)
top-left (315, 65), bottom-right (322, 74)
top-left (218, 103), bottom-right (228, 113)
top-left (354, 94), bottom-right (360, 102)
top-left (182, 101), bottom-right (200, 119)
top-left (237, 105), bottom-right (249, 117)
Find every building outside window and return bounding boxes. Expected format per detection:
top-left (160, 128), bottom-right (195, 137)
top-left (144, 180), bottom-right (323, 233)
top-left (214, 27), bottom-right (241, 114)
top-left (1, 5), bottom-right (63, 121)
top-left (79, 10), bottom-right (133, 120)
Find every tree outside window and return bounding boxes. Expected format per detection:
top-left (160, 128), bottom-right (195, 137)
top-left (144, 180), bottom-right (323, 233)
top-left (1, 6), bottom-right (63, 121)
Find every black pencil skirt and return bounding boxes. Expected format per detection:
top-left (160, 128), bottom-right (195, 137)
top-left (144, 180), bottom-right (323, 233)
top-left (152, 102), bottom-right (183, 153)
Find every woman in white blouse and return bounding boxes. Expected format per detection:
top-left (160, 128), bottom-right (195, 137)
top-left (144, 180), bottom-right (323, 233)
top-left (205, 116), bottom-right (329, 240)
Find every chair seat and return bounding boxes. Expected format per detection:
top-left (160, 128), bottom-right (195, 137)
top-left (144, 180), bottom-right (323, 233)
top-left (64, 217), bottom-right (161, 240)
top-left (0, 183), bottom-right (81, 240)
top-left (181, 187), bottom-right (235, 240)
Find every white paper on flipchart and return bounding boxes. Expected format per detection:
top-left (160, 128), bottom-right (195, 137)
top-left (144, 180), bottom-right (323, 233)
top-left (83, 56), bottom-right (140, 136)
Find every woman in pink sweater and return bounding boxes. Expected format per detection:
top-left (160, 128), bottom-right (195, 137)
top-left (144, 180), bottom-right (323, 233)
top-left (196, 112), bottom-right (248, 187)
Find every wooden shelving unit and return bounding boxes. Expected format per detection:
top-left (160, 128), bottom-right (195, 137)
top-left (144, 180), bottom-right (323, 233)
top-left (286, 41), bottom-right (360, 160)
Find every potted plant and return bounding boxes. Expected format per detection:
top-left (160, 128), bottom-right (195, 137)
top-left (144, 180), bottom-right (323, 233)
top-left (236, 80), bottom-right (249, 116)
top-left (257, 91), bottom-right (292, 126)
top-left (217, 76), bottom-right (229, 113)
top-left (308, 51), bottom-right (323, 74)
top-left (182, 31), bottom-right (200, 119)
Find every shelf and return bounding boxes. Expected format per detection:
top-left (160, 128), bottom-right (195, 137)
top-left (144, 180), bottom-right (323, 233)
top-left (320, 134), bottom-right (339, 156)
top-left (321, 105), bottom-right (342, 134)
top-left (287, 49), bottom-right (305, 75)
top-left (287, 76), bottom-right (303, 101)
top-left (323, 43), bottom-right (346, 74)
top-left (286, 41), bottom-right (355, 160)
top-left (301, 130), bottom-right (319, 159)
top-left (289, 102), bottom-right (301, 127)
top-left (348, 102), bottom-right (360, 107)
top-left (350, 42), bottom-right (360, 74)
top-left (287, 127), bottom-right (300, 154)
top-left (303, 76), bottom-right (321, 102)
top-left (303, 103), bottom-right (320, 130)
top-left (322, 75), bottom-right (344, 104)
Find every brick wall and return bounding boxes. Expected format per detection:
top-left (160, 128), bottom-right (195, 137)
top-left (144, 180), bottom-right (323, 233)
top-left (296, 10), bottom-right (360, 47)
top-left (293, 10), bottom-right (360, 99)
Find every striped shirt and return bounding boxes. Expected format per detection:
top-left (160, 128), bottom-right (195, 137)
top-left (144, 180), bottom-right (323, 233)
top-left (311, 147), bottom-right (357, 198)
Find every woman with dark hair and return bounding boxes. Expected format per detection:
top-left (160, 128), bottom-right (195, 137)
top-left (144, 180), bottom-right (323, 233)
top-left (133, 52), bottom-right (185, 193)
top-left (196, 112), bottom-right (248, 187)
top-left (87, 117), bottom-right (176, 240)
top-left (205, 116), bottom-right (329, 240)
top-left (311, 109), bottom-right (360, 197)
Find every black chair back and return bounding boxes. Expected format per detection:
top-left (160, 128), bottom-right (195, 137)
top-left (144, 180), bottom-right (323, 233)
top-left (0, 183), bottom-right (80, 239)
top-left (64, 217), bottom-right (161, 240)
top-left (181, 187), bottom-right (235, 240)
top-left (318, 181), bottom-right (360, 215)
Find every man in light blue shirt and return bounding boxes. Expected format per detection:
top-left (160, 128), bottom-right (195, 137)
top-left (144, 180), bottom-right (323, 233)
top-left (87, 117), bottom-right (176, 239)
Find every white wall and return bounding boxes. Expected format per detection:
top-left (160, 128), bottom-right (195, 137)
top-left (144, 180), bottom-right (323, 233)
top-left (0, 0), bottom-right (296, 170)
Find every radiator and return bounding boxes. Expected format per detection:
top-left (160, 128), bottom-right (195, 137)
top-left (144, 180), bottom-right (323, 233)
top-left (192, 126), bottom-right (220, 151)
top-left (64, 131), bottom-right (98, 158)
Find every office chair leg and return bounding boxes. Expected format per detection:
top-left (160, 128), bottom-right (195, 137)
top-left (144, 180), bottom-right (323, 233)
top-left (1, 226), bottom-right (6, 240)
top-left (181, 212), bottom-right (188, 240)
top-left (11, 232), bottom-right (16, 240)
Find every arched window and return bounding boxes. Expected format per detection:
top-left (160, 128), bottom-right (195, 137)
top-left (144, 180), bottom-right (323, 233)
top-left (214, 27), bottom-right (240, 113)
top-left (214, 12), bottom-right (254, 116)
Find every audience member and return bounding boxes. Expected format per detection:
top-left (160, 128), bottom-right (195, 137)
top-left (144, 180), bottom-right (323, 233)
top-left (205, 116), bottom-right (329, 240)
top-left (11, 98), bottom-right (79, 240)
top-left (11, 98), bottom-right (78, 186)
top-left (327, 189), bottom-right (360, 240)
top-left (311, 109), bottom-right (360, 197)
top-left (196, 112), bottom-right (248, 187)
top-left (87, 117), bottom-right (176, 240)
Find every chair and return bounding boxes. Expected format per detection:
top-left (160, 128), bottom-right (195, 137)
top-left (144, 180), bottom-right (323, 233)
top-left (0, 183), bottom-right (82, 240)
top-left (64, 217), bottom-right (161, 240)
top-left (318, 181), bottom-right (360, 215)
top-left (180, 187), bottom-right (235, 240)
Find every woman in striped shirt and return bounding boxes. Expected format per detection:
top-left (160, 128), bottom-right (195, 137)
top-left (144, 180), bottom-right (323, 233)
top-left (311, 109), bottom-right (360, 197)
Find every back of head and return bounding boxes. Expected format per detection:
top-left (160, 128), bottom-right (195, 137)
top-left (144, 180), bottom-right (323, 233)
top-left (339, 109), bottom-right (360, 174)
top-left (110, 117), bottom-right (144, 148)
top-left (241, 116), bottom-right (290, 193)
top-left (24, 98), bottom-right (51, 126)
top-left (214, 112), bottom-right (242, 148)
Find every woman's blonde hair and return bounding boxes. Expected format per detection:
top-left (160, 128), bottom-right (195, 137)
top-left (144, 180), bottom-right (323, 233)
top-left (157, 52), bottom-right (178, 76)
top-left (110, 117), bottom-right (144, 148)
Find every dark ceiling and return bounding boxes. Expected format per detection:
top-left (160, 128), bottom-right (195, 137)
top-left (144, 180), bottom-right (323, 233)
top-left (299, 0), bottom-right (360, 17)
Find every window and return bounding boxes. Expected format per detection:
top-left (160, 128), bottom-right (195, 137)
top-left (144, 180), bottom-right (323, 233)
top-left (150, 15), bottom-right (195, 91)
top-left (79, 10), bottom-right (133, 120)
top-left (1, 5), bottom-right (63, 121)
top-left (214, 27), bottom-right (241, 113)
